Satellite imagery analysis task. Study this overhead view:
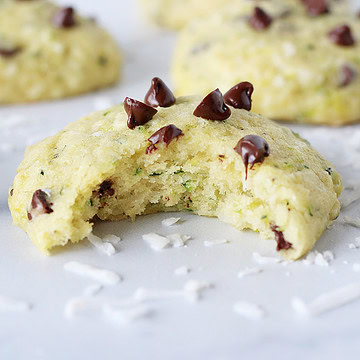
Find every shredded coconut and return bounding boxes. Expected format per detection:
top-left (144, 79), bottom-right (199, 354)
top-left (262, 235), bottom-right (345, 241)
top-left (87, 233), bottom-right (117, 256)
top-left (0, 295), bottom-right (32, 313)
top-left (233, 301), bottom-right (266, 320)
top-left (83, 284), bottom-right (103, 297)
top-left (292, 283), bottom-right (360, 317)
top-left (253, 252), bottom-right (282, 265)
top-left (302, 251), bottom-right (334, 266)
top-left (64, 261), bottom-right (121, 286)
top-left (340, 216), bottom-right (360, 228)
top-left (167, 233), bottom-right (191, 247)
top-left (238, 267), bottom-right (263, 279)
top-left (174, 266), bottom-right (190, 276)
top-left (161, 217), bottom-right (181, 226)
top-left (142, 233), bottom-right (170, 250)
top-left (102, 304), bottom-right (152, 326)
top-left (203, 239), bottom-right (229, 247)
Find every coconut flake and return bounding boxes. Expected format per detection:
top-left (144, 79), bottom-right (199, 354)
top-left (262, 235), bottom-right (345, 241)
top-left (340, 216), bottom-right (360, 228)
top-left (174, 266), bottom-right (190, 276)
top-left (142, 233), bottom-right (170, 251)
top-left (161, 217), bottom-right (181, 226)
top-left (102, 234), bottom-right (122, 245)
top-left (167, 233), bottom-right (191, 247)
top-left (233, 301), bottom-right (266, 320)
top-left (183, 280), bottom-right (213, 302)
top-left (238, 267), bottom-right (263, 279)
top-left (302, 251), bottom-right (334, 266)
top-left (87, 233), bottom-right (116, 256)
top-left (253, 252), bottom-right (282, 265)
top-left (64, 261), bottom-right (121, 286)
top-left (203, 239), bottom-right (229, 247)
top-left (83, 284), bottom-right (103, 297)
top-left (102, 304), bottom-right (152, 326)
top-left (292, 283), bottom-right (360, 317)
top-left (0, 295), bottom-right (32, 313)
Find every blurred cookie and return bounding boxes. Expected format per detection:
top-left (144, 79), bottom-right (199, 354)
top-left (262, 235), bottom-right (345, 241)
top-left (0, 0), bottom-right (122, 103)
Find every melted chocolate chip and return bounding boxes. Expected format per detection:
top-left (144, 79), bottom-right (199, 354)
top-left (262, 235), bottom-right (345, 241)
top-left (124, 97), bottom-right (157, 130)
top-left (28, 190), bottom-right (53, 220)
top-left (193, 89), bottom-right (231, 121)
top-left (234, 135), bottom-right (270, 179)
top-left (328, 25), bottom-right (355, 46)
top-left (302, 0), bottom-right (329, 16)
top-left (144, 77), bottom-right (176, 108)
top-left (224, 82), bottom-right (254, 111)
top-left (0, 47), bottom-right (21, 58)
top-left (249, 7), bottom-right (272, 30)
top-left (146, 124), bottom-right (183, 154)
top-left (98, 180), bottom-right (115, 198)
top-left (338, 64), bottom-right (357, 87)
top-left (271, 224), bottom-right (292, 251)
top-left (52, 7), bottom-right (76, 28)
top-left (10, 189), bottom-right (14, 197)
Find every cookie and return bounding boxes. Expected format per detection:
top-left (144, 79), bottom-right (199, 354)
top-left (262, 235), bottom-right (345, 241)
top-left (140, 0), bottom-right (352, 30)
top-left (8, 79), bottom-right (342, 260)
top-left (172, 3), bottom-right (360, 125)
top-left (0, 0), bottom-right (122, 103)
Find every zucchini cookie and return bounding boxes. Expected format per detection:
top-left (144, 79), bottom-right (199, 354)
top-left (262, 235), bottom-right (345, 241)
top-left (172, 3), bottom-right (360, 125)
top-left (139, 0), bottom-right (352, 30)
top-left (0, 0), bottom-right (122, 103)
top-left (8, 79), bottom-right (342, 260)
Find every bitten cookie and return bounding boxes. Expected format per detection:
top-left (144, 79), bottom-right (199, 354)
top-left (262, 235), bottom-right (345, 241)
top-left (172, 3), bottom-right (360, 125)
top-left (0, 0), bottom-right (122, 103)
top-left (8, 79), bottom-right (342, 260)
top-left (139, 0), bottom-right (352, 30)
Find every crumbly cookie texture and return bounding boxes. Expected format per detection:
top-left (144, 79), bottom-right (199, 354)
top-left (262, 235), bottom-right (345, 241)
top-left (8, 84), bottom-right (342, 260)
top-left (0, 0), bottom-right (122, 103)
top-left (172, 4), bottom-right (360, 125)
top-left (139, 0), bottom-right (352, 30)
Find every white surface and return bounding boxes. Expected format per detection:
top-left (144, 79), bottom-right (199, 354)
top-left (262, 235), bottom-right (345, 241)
top-left (1, 1), bottom-right (360, 359)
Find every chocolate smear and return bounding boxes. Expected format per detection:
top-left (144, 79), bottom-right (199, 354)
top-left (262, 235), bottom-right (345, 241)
top-left (28, 189), bottom-right (53, 220)
top-left (53, 7), bottom-right (76, 28)
top-left (234, 135), bottom-right (270, 179)
top-left (98, 180), bottom-right (115, 198)
top-left (144, 77), bottom-right (176, 108)
top-left (249, 7), bottom-right (272, 30)
top-left (0, 47), bottom-right (21, 58)
top-left (328, 25), bottom-right (355, 46)
top-left (146, 124), bottom-right (183, 154)
top-left (302, 0), bottom-right (329, 16)
top-left (124, 97), bottom-right (157, 129)
top-left (193, 89), bottom-right (231, 121)
top-left (224, 82), bottom-right (254, 111)
top-left (338, 64), bottom-right (357, 87)
top-left (271, 224), bottom-right (292, 251)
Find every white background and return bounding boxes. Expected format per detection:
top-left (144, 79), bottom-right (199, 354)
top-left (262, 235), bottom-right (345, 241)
top-left (1, 1), bottom-right (360, 359)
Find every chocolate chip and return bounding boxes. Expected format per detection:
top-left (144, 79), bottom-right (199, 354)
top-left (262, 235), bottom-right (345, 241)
top-left (249, 7), bottom-right (272, 30)
top-left (328, 25), bottom-right (355, 46)
top-left (124, 97), bottom-right (157, 130)
top-left (0, 47), bottom-right (21, 58)
top-left (338, 64), bottom-right (357, 87)
top-left (234, 135), bottom-right (270, 179)
top-left (302, 0), bottom-right (329, 16)
top-left (224, 82), bottom-right (254, 111)
top-left (271, 224), bottom-right (292, 251)
top-left (10, 189), bottom-right (14, 196)
top-left (52, 7), bottom-right (76, 28)
top-left (28, 190), bottom-right (53, 220)
top-left (146, 124), bottom-right (183, 154)
top-left (98, 180), bottom-right (115, 198)
top-left (193, 89), bottom-right (231, 121)
top-left (144, 77), bottom-right (176, 108)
